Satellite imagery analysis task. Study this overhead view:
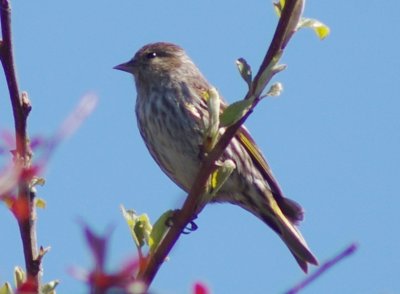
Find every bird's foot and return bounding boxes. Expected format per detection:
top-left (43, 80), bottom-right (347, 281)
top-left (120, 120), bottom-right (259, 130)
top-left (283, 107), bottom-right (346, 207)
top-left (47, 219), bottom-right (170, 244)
top-left (165, 211), bottom-right (198, 234)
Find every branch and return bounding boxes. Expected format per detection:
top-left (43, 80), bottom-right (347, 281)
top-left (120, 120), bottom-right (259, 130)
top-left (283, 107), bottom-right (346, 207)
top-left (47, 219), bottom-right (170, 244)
top-left (137, 0), bottom-right (305, 288)
top-left (0, 1), bottom-right (26, 143)
top-left (0, 0), bottom-right (40, 289)
top-left (285, 243), bottom-right (358, 294)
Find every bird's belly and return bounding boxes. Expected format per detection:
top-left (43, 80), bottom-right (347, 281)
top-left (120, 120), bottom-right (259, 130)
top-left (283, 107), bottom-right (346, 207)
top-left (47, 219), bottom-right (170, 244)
top-left (137, 105), bottom-right (204, 191)
top-left (148, 131), bottom-right (201, 191)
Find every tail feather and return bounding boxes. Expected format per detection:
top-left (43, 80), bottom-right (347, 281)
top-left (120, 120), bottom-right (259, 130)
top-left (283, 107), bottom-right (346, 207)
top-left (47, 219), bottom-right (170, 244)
top-left (293, 254), bottom-right (309, 273)
top-left (257, 190), bottom-right (318, 272)
top-left (259, 208), bottom-right (318, 272)
top-left (275, 196), bottom-right (304, 224)
top-left (235, 126), bottom-right (317, 270)
top-left (261, 211), bottom-right (318, 272)
top-left (279, 220), bottom-right (319, 272)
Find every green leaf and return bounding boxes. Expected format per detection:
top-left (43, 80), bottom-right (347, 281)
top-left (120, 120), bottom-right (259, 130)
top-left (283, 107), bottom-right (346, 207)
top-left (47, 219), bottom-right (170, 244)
top-left (0, 283), bottom-right (13, 294)
top-left (204, 87), bottom-right (221, 151)
top-left (41, 280), bottom-right (59, 294)
top-left (236, 58), bottom-right (252, 89)
top-left (298, 18), bottom-right (330, 39)
top-left (121, 206), bottom-right (139, 247)
top-left (271, 63), bottom-right (287, 75)
top-left (35, 197), bottom-right (46, 209)
top-left (210, 160), bottom-right (236, 195)
top-left (251, 51), bottom-right (285, 98)
top-left (121, 206), bottom-right (152, 249)
top-left (273, 0), bottom-right (285, 17)
top-left (262, 82), bottom-right (284, 98)
top-left (202, 160), bottom-right (236, 205)
top-left (134, 214), bottom-right (152, 247)
top-left (13, 267), bottom-right (25, 289)
top-left (219, 99), bottom-right (252, 128)
top-left (149, 210), bottom-right (174, 253)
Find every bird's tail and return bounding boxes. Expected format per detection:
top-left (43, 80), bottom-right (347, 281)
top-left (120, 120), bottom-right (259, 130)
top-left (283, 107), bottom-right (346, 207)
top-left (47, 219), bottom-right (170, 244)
top-left (255, 190), bottom-right (318, 272)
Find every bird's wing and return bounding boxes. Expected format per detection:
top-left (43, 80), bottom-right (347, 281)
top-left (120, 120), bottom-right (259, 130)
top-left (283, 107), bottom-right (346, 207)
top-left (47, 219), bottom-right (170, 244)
top-left (197, 87), bottom-right (304, 223)
top-left (236, 126), bottom-right (305, 224)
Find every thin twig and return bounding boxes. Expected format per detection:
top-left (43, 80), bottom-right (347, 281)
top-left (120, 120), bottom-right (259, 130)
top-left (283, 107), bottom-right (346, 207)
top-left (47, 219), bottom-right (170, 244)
top-left (285, 243), bottom-right (358, 294)
top-left (0, 1), bottom-right (24, 143)
top-left (0, 0), bottom-right (39, 288)
top-left (137, 0), bottom-right (304, 288)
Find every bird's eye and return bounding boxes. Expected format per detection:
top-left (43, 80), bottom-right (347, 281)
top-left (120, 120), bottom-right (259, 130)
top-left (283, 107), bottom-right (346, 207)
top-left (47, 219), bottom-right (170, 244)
top-left (146, 52), bottom-right (157, 59)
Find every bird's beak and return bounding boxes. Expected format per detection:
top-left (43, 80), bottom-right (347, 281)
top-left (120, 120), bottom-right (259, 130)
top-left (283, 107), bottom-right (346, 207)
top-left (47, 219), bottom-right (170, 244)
top-left (113, 59), bottom-right (135, 73)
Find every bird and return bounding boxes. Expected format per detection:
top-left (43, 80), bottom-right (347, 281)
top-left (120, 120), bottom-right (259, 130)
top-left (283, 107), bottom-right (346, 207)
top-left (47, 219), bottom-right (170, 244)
top-left (114, 42), bottom-right (318, 272)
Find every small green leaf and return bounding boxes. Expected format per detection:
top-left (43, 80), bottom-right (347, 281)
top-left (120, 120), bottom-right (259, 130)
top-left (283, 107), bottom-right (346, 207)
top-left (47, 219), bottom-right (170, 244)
top-left (271, 63), bottom-right (287, 75)
top-left (273, 0), bottom-right (285, 17)
top-left (149, 210), bottom-right (174, 253)
top-left (262, 82), bottom-right (284, 98)
top-left (202, 159), bottom-right (236, 205)
top-left (35, 197), bottom-right (46, 209)
top-left (41, 280), bottom-right (59, 294)
top-left (298, 18), bottom-right (330, 39)
top-left (204, 87), bottom-right (221, 151)
top-left (236, 58), bottom-right (252, 89)
top-left (13, 267), bottom-right (25, 289)
top-left (134, 214), bottom-right (152, 247)
top-left (121, 206), bottom-right (139, 247)
top-left (252, 51), bottom-right (285, 97)
top-left (220, 99), bottom-right (252, 128)
top-left (121, 206), bottom-right (152, 249)
top-left (210, 160), bottom-right (236, 195)
top-left (0, 283), bottom-right (13, 294)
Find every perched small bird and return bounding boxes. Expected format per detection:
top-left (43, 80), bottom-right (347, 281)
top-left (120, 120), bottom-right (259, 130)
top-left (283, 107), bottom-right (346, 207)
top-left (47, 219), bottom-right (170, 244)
top-left (114, 42), bottom-right (318, 272)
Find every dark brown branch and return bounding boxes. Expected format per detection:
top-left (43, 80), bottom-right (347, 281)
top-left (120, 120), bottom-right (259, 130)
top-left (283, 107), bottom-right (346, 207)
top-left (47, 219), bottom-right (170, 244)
top-left (0, 0), bottom-right (39, 289)
top-left (137, 0), bottom-right (304, 288)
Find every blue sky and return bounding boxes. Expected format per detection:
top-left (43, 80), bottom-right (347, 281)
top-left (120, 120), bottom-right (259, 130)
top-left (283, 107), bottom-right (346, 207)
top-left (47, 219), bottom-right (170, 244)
top-left (1, 1), bottom-right (399, 293)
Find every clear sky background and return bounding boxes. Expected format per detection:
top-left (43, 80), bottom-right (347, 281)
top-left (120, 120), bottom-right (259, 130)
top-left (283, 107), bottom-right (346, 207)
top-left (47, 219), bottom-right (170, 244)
top-left (1, 1), bottom-right (399, 293)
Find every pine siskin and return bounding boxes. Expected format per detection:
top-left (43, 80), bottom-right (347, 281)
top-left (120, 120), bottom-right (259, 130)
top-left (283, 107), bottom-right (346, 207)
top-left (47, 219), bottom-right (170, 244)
top-left (114, 42), bottom-right (318, 272)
